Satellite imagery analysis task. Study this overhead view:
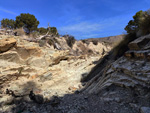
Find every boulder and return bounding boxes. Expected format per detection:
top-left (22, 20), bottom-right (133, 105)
top-left (0, 38), bottom-right (16, 53)
top-left (128, 34), bottom-right (150, 50)
top-left (52, 50), bottom-right (69, 65)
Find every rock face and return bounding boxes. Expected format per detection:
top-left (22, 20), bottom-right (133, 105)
top-left (2, 34), bottom-right (139, 113)
top-left (76, 34), bottom-right (150, 113)
top-left (84, 34), bottom-right (150, 93)
top-left (0, 36), bottom-right (75, 86)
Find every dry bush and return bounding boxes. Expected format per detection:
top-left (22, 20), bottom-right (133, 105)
top-left (47, 39), bottom-right (54, 46)
top-left (78, 44), bottom-right (93, 55)
top-left (81, 40), bottom-right (90, 45)
top-left (14, 28), bottom-right (25, 36)
top-left (63, 35), bottom-right (76, 48)
top-left (29, 31), bottom-right (39, 38)
top-left (39, 40), bottom-right (46, 47)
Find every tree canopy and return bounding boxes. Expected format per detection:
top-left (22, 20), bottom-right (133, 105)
top-left (37, 27), bottom-right (47, 35)
top-left (0, 13), bottom-right (71, 39)
top-left (15, 13), bottom-right (39, 34)
top-left (38, 27), bottom-right (58, 36)
top-left (125, 10), bottom-right (150, 36)
top-left (49, 27), bottom-right (58, 36)
top-left (1, 18), bottom-right (15, 29)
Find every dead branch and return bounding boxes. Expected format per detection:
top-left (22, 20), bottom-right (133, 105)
top-left (37, 23), bottom-right (51, 40)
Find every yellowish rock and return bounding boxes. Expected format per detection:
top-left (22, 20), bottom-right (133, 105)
top-left (0, 38), bottom-right (16, 53)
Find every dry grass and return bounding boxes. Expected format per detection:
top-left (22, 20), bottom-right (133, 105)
top-left (29, 31), bottom-right (39, 38)
top-left (14, 28), bottom-right (25, 36)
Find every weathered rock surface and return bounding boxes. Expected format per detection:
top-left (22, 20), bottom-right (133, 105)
top-left (2, 33), bottom-right (144, 113)
top-left (0, 36), bottom-right (83, 86)
top-left (0, 34), bottom-right (112, 113)
top-left (84, 34), bottom-right (150, 93)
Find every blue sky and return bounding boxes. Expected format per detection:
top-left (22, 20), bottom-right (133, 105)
top-left (0, 0), bottom-right (150, 39)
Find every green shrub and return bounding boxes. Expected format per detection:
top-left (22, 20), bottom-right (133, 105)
top-left (125, 10), bottom-right (150, 36)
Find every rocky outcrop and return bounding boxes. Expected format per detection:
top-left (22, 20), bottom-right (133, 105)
top-left (72, 40), bottom-right (111, 55)
top-left (77, 34), bottom-right (150, 113)
top-left (83, 34), bottom-right (150, 93)
top-left (0, 36), bottom-right (71, 85)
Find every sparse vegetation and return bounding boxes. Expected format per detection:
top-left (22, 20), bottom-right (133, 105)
top-left (0, 13), bottom-right (59, 37)
top-left (92, 40), bottom-right (98, 45)
top-left (63, 35), bottom-right (76, 48)
top-left (37, 27), bottom-right (47, 35)
top-left (38, 27), bottom-right (58, 36)
top-left (112, 9), bottom-right (150, 59)
top-left (47, 39), bottom-right (54, 46)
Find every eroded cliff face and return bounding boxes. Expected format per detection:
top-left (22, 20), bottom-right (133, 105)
top-left (0, 35), bottom-right (112, 112)
top-left (0, 35), bottom-right (111, 85)
top-left (2, 34), bottom-right (149, 113)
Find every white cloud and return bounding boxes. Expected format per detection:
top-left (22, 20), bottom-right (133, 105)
top-left (0, 8), bottom-right (17, 15)
top-left (59, 22), bottom-right (102, 33)
top-left (58, 13), bottom-right (132, 39)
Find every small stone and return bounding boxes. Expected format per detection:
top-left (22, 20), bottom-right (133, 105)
top-left (40, 72), bottom-right (52, 82)
top-left (114, 97), bottom-right (120, 103)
